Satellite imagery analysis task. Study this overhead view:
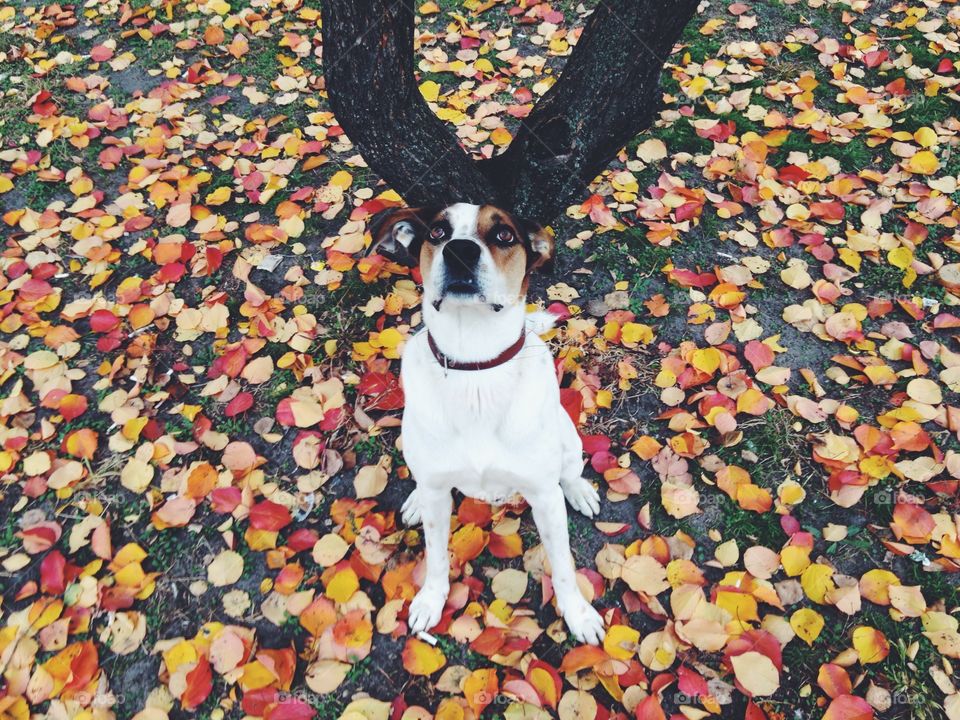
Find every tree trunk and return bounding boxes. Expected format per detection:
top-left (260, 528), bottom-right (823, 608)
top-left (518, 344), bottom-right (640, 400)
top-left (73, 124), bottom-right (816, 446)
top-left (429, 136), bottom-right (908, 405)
top-left (321, 0), bottom-right (699, 226)
top-left (320, 0), bottom-right (495, 207)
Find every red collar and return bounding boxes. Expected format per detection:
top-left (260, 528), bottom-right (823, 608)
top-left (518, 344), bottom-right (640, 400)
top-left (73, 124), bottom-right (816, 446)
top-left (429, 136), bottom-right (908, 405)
top-left (427, 329), bottom-right (526, 371)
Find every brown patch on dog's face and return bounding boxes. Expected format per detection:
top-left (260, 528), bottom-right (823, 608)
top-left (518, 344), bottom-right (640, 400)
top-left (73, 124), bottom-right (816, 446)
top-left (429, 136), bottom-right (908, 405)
top-left (475, 204), bottom-right (530, 293)
top-left (369, 203), bottom-right (555, 309)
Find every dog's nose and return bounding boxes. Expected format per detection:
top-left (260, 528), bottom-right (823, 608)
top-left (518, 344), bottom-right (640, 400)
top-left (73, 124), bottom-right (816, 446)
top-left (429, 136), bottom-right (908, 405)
top-left (442, 239), bottom-right (481, 277)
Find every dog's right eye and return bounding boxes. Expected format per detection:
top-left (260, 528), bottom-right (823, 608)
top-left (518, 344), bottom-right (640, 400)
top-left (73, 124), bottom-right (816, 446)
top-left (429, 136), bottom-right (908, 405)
top-left (430, 224), bottom-right (447, 241)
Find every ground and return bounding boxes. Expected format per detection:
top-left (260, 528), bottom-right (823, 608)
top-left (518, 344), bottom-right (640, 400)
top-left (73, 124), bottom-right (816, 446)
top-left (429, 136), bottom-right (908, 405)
top-left (1, 0), bottom-right (960, 719)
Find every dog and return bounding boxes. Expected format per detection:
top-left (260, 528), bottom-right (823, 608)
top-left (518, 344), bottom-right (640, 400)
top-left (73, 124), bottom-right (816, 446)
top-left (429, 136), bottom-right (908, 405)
top-left (370, 202), bottom-right (605, 645)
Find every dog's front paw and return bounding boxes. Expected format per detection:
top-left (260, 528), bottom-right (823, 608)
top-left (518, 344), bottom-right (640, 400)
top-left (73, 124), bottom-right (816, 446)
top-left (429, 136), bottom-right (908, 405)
top-left (408, 585), bottom-right (448, 633)
top-left (401, 488), bottom-right (422, 526)
top-left (561, 598), bottom-right (605, 645)
top-left (561, 476), bottom-right (600, 518)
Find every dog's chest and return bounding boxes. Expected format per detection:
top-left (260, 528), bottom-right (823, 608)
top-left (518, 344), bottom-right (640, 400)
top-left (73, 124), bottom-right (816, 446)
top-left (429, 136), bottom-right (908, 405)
top-left (400, 335), bottom-right (561, 494)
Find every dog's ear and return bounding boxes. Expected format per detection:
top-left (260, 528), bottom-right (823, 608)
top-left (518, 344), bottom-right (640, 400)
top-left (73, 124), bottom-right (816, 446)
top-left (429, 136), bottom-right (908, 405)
top-left (519, 219), bottom-right (555, 273)
top-left (368, 207), bottom-right (435, 267)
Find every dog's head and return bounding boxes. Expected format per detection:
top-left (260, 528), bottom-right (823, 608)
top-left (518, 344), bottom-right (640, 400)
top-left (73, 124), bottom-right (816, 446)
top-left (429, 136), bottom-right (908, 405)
top-left (369, 202), bottom-right (554, 311)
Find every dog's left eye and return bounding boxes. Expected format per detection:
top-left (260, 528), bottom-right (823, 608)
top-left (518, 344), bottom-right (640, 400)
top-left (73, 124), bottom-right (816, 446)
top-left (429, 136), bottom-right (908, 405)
top-left (495, 227), bottom-right (515, 244)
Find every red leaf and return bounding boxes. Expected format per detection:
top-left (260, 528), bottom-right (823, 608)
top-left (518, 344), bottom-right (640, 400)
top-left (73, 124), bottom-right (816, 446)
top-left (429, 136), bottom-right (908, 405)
top-left (40, 550), bottom-right (67, 595)
top-left (89, 309), bottom-right (120, 332)
top-left (59, 393), bottom-right (89, 421)
top-left (64, 641), bottom-right (99, 696)
top-left (265, 699), bottom-right (316, 720)
top-left (210, 487), bottom-right (242, 514)
top-left (559, 389), bottom-right (582, 427)
top-left (249, 500), bottom-right (292, 532)
top-left (677, 664), bottom-right (709, 699)
top-left (358, 371), bottom-right (404, 410)
top-left (287, 528), bottom-right (319, 553)
top-left (823, 694), bottom-right (874, 720)
top-left (634, 695), bottom-right (667, 720)
top-left (590, 451), bottom-right (618, 474)
top-left (225, 392), bottom-right (254, 417)
top-left (817, 663), bottom-right (852, 699)
top-left (743, 340), bottom-right (774, 372)
top-left (31, 90), bottom-right (57, 117)
top-left (242, 688), bottom-right (278, 716)
top-left (182, 656), bottom-right (213, 711)
top-left (559, 645), bottom-right (608, 673)
top-left (90, 44), bottom-right (114, 61)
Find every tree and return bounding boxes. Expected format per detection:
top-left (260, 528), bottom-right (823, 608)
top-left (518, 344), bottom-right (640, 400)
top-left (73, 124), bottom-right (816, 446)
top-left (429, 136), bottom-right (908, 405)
top-left (321, 0), bottom-right (699, 226)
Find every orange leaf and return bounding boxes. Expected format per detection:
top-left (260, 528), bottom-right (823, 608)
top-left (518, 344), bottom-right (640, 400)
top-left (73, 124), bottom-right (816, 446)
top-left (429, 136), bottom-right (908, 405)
top-left (63, 428), bottom-right (98, 460)
top-left (450, 524), bottom-right (487, 565)
top-left (186, 463), bottom-right (218, 499)
top-left (401, 637), bottom-right (446, 676)
top-left (817, 663), bottom-right (852, 699)
top-left (463, 668), bottom-right (498, 715)
top-left (559, 645), bottom-right (609, 673)
top-left (182, 656), bottom-right (213, 711)
top-left (823, 694), bottom-right (874, 720)
top-left (526, 660), bottom-right (562, 709)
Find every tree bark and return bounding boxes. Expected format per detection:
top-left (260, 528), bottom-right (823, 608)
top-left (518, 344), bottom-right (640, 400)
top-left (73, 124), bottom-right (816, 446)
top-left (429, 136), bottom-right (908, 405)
top-left (320, 0), bottom-right (496, 207)
top-left (480, 0), bottom-right (701, 224)
top-left (321, 0), bottom-right (699, 226)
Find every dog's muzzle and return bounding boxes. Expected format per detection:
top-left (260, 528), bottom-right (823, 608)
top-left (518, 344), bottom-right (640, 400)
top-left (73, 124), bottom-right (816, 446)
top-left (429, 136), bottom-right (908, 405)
top-left (440, 239), bottom-right (481, 295)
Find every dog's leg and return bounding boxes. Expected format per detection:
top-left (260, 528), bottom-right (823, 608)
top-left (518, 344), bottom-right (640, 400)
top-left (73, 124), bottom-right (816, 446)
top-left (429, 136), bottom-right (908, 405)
top-left (408, 487), bottom-right (452, 634)
top-left (528, 484), bottom-right (605, 644)
top-left (558, 412), bottom-right (600, 518)
top-left (560, 475), bottom-right (600, 518)
top-left (401, 487), bottom-right (422, 525)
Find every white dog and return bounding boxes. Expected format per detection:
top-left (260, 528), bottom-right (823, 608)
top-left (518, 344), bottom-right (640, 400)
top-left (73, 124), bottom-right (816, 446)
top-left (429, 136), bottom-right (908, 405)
top-left (370, 202), bottom-right (605, 645)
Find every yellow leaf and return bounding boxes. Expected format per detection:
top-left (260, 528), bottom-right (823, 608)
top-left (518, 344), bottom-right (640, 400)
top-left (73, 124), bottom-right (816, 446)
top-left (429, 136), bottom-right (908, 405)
top-left (205, 186), bottom-right (232, 206)
top-left (463, 668), bottom-right (498, 715)
top-left (621, 322), bottom-right (654, 347)
top-left (905, 150), bottom-right (939, 175)
top-left (326, 567), bottom-right (359, 602)
top-left (790, 608), bottom-right (825, 645)
top-left (0, 176), bottom-right (13, 194)
top-left (330, 170), bottom-right (353, 189)
top-left (604, 624), bottom-right (640, 660)
top-left (120, 458), bottom-right (154, 494)
top-left (906, 377), bottom-right (942, 405)
top-left (887, 246), bottom-right (913, 270)
top-left (801, 563), bottom-right (836, 604)
top-left (852, 625), bottom-right (890, 664)
top-left (490, 127), bottom-right (512, 146)
top-left (691, 347), bottom-right (722, 375)
top-left (914, 126), bottom-right (937, 148)
top-left (401, 637), bottom-right (446, 676)
top-left (419, 80), bottom-right (440, 103)
top-left (781, 545), bottom-right (811, 577)
top-left (207, 550), bottom-right (244, 587)
top-left (683, 75), bottom-right (710, 99)
top-left (859, 568), bottom-right (900, 605)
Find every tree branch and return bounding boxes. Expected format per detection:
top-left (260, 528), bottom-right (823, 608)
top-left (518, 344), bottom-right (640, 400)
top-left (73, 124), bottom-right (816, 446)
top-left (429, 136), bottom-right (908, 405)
top-left (480, 0), bottom-right (700, 224)
top-left (320, 0), bottom-right (497, 207)
top-left (321, 0), bottom-right (698, 226)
